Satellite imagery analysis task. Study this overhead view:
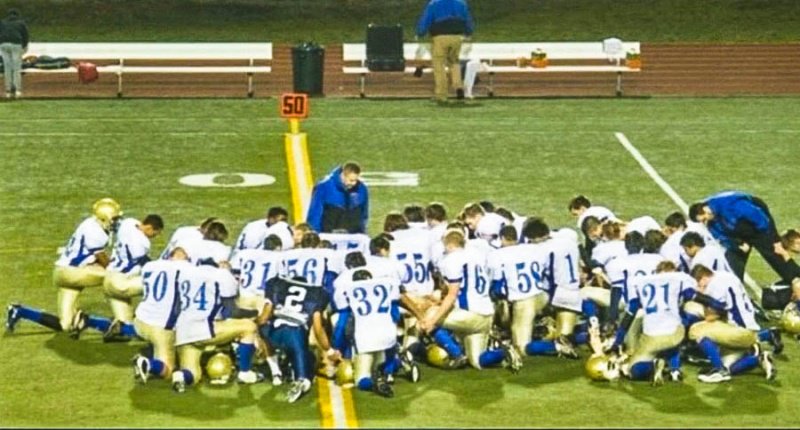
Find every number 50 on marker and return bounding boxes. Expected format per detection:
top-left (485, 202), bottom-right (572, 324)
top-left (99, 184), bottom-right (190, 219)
top-left (280, 93), bottom-right (309, 119)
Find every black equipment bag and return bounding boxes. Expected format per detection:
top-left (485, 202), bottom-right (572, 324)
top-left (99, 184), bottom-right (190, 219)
top-left (366, 23), bottom-right (405, 72)
top-left (762, 283), bottom-right (792, 310)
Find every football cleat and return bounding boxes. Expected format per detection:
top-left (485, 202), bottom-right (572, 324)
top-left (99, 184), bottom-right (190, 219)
top-left (408, 362), bottom-right (421, 383)
top-left (651, 358), bottom-right (666, 387)
top-left (68, 310), bottom-right (88, 340)
top-left (447, 355), bottom-right (469, 370)
top-left (272, 372), bottom-right (284, 387)
top-left (501, 341), bottom-right (523, 374)
top-left (759, 351), bottom-right (777, 381)
top-left (399, 349), bottom-right (421, 383)
top-left (768, 328), bottom-right (784, 355)
top-left (6, 303), bottom-right (20, 333)
top-left (286, 378), bottom-right (312, 403)
top-left (133, 354), bottom-right (150, 384)
top-left (103, 319), bottom-right (131, 343)
top-left (555, 336), bottom-right (580, 360)
top-left (668, 368), bottom-right (684, 382)
top-left (697, 367), bottom-right (732, 384)
top-left (236, 370), bottom-right (266, 385)
top-left (372, 370), bottom-right (394, 398)
top-left (172, 371), bottom-right (186, 393)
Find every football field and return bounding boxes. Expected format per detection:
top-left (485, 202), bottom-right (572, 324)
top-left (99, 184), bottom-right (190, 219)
top-left (1, 96), bottom-right (799, 427)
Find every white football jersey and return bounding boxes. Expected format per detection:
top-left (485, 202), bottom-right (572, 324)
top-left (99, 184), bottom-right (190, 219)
top-left (231, 248), bottom-right (284, 299)
top-left (365, 255), bottom-right (406, 284)
top-left (281, 247), bottom-right (341, 287)
top-left (185, 239), bottom-right (231, 266)
top-left (660, 230), bottom-right (692, 273)
top-left (703, 271), bottom-right (759, 331)
top-left (340, 276), bottom-right (400, 353)
top-left (389, 228), bottom-right (435, 296)
top-left (439, 247), bottom-right (494, 316)
top-left (233, 219), bottom-right (269, 252)
top-left (691, 244), bottom-right (733, 274)
top-left (487, 243), bottom-right (551, 302)
top-left (551, 227), bottom-right (580, 245)
top-left (627, 215), bottom-right (661, 236)
top-left (265, 221), bottom-right (295, 250)
top-left (605, 253), bottom-right (664, 304)
top-left (512, 215), bottom-right (527, 242)
top-left (135, 259), bottom-right (193, 329)
top-left (56, 217), bottom-right (110, 268)
top-left (175, 265), bottom-right (238, 345)
top-left (628, 271), bottom-right (697, 336)
top-left (591, 240), bottom-right (627, 267)
top-left (576, 206), bottom-right (618, 229)
top-left (319, 232), bottom-right (370, 256)
top-left (160, 225), bottom-right (202, 260)
top-left (545, 235), bottom-right (583, 311)
top-left (107, 218), bottom-right (151, 275)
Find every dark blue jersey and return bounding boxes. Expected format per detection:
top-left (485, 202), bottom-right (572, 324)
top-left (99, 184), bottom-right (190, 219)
top-left (265, 277), bottom-right (329, 329)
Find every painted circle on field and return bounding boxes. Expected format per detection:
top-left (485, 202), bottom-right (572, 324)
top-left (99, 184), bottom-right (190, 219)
top-left (360, 172), bottom-right (419, 187)
top-left (179, 173), bottom-right (276, 188)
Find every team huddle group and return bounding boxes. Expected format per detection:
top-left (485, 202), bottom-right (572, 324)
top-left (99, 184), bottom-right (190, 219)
top-left (7, 193), bottom-right (800, 403)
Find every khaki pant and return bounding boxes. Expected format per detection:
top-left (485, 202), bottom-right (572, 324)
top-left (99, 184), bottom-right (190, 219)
top-left (431, 34), bottom-right (463, 101)
top-left (134, 318), bottom-right (176, 375)
top-left (435, 307), bottom-right (492, 369)
top-left (354, 350), bottom-right (386, 383)
top-left (177, 318), bottom-right (257, 383)
top-left (510, 294), bottom-right (549, 352)
top-left (630, 325), bottom-right (685, 364)
top-left (104, 271), bottom-right (144, 323)
top-left (688, 320), bottom-right (757, 350)
top-left (54, 264), bottom-right (106, 330)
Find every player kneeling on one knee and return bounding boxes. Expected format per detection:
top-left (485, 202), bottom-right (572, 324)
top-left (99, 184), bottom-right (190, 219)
top-left (171, 261), bottom-right (263, 392)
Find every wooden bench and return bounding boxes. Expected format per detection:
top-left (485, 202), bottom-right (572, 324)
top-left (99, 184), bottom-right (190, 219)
top-left (22, 42), bottom-right (273, 97)
top-left (342, 41), bottom-right (641, 97)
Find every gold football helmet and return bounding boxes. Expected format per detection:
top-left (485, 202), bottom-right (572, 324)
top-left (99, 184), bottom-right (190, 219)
top-left (336, 360), bottom-right (355, 388)
top-left (206, 352), bottom-right (233, 385)
top-left (92, 198), bottom-right (122, 231)
top-left (585, 354), bottom-right (620, 382)
top-left (781, 303), bottom-right (800, 334)
top-left (426, 344), bottom-right (451, 369)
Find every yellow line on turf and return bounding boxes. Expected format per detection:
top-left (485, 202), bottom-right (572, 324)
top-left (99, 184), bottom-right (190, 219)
top-left (341, 385), bottom-right (359, 428)
top-left (316, 377), bottom-right (335, 428)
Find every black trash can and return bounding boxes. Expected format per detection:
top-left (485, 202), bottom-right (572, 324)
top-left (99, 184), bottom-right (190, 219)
top-left (292, 42), bottom-right (325, 96)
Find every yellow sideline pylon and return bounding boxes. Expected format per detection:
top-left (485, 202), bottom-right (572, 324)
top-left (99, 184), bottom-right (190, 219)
top-left (280, 93), bottom-right (314, 224)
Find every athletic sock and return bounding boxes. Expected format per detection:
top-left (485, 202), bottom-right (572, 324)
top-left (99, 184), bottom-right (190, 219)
top-left (237, 343), bottom-right (255, 372)
top-left (756, 329), bottom-right (771, 342)
top-left (182, 369), bottom-right (195, 386)
top-left (357, 377), bottom-right (373, 391)
top-left (86, 315), bottom-right (112, 332)
top-left (729, 354), bottom-right (759, 375)
top-left (149, 359), bottom-right (165, 376)
top-left (698, 338), bottom-right (724, 369)
top-left (17, 306), bottom-right (62, 331)
top-left (431, 328), bottom-right (464, 358)
top-left (629, 361), bottom-right (654, 380)
top-left (524, 340), bottom-right (556, 356)
top-left (266, 354), bottom-right (281, 376)
top-left (667, 348), bottom-right (681, 370)
top-left (478, 349), bottom-right (505, 367)
top-left (121, 322), bottom-right (137, 337)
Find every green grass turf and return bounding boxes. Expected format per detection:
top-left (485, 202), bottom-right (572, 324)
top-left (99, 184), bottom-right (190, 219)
top-left (3, 0), bottom-right (799, 43)
top-left (1, 97), bottom-right (799, 427)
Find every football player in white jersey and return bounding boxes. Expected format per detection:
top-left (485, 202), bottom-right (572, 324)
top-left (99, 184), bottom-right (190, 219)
top-left (232, 206), bottom-right (289, 253)
top-left (281, 231), bottom-right (341, 293)
top-left (591, 221), bottom-right (628, 268)
top-left (101, 214), bottom-right (164, 331)
top-left (462, 202), bottom-right (508, 248)
top-left (53, 198), bottom-right (121, 336)
top-left (181, 221), bottom-right (233, 268)
top-left (333, 269), bottom-right (408, 397)
top-left (319, 231), bottom-right (371, 256)
top-left (608, 261), bottom-right (721, 385)
top-left (230, 234), bottom-right (286, 385)
top-left (404, 204), bottom-right (428, 231)
top-left (568, 195), bottom-right (618, 230)
top-left (384, 213), bottom-right (435, 298)
top-left (131, 247), bottom-right (193, 384)
top-left (660, 212), bottom-right (715, 273)
top-left (171, 261), bottom-right (264, 392)
top-left (688, 264), bottom-right (780, 383)
top-left (526, 218), bottom-right (590, 357)
top-left (425, 202), bottom-right (449, 241)
top-left (421, 230), bottom-right (521, 371)
top-left (625, 215), bottom-right (661, 237)
top-left (681, 231), bottom-right (734, 274)
top-left (159, 217), bottom-right (218, 260)
top-left (487, 219), bottom-right (553, 355)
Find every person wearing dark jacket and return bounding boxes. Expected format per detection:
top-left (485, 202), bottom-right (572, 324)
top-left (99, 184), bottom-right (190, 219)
top-left (415, 0), bottom-right (474, 103)
top-left (0, 9), bottom-right (29, 99)
top-left (306, 162), bottom-right (369, 234)
top-left (689, 191), bottom-right (800, 293)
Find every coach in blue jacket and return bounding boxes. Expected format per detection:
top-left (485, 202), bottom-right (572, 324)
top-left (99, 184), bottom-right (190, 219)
top-left (306, 162), bottom-right (369, 234)
top-left (689, 191), bottom-right (800, 287)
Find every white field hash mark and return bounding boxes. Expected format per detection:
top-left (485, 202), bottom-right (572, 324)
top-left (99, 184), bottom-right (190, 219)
top-left (613, 132), bottom-right (763, 300)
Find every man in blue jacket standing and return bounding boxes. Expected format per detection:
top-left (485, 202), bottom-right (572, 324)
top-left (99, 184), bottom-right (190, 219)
top-left (416, 0), bottom-right (474, 103)
top-left (306, 162), bottom-right (369, 234)
top-left (689, 191), bottom-right (800, 290)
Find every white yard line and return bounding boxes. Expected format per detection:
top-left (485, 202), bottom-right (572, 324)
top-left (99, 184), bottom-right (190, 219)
top-left (614, 132), bottom-right (763, 300)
